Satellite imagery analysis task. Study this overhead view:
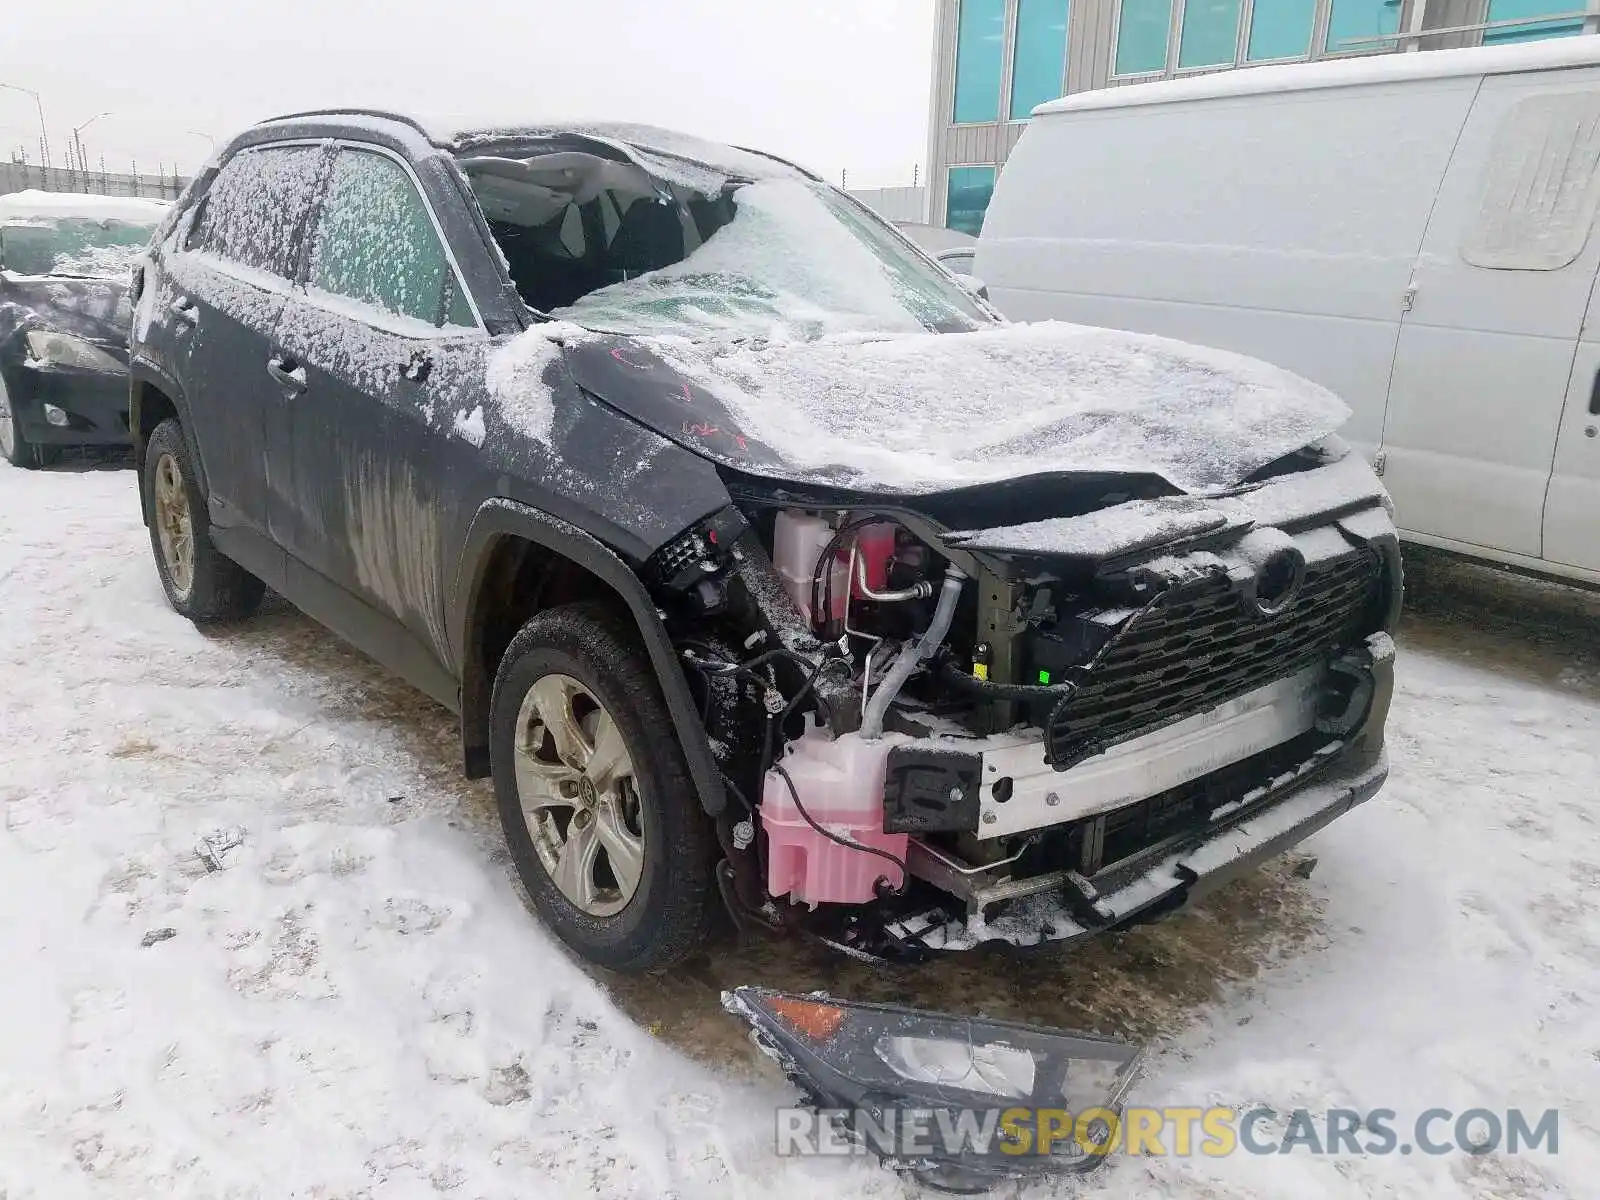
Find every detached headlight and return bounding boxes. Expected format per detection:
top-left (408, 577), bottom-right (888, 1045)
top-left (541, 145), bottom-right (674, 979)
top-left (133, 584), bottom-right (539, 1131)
top-left (24, 330), bottom-right (122, 373)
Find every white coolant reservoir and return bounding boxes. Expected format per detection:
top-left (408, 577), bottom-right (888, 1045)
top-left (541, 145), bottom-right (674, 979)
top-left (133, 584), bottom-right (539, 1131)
top-left (762, 729), bottom-right (908, 907)
top-left (772, 511), bottom-right (848, 627)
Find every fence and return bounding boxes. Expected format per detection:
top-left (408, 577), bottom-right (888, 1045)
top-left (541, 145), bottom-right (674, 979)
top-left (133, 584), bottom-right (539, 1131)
top-left (1, 160), bottom-right (189, 201)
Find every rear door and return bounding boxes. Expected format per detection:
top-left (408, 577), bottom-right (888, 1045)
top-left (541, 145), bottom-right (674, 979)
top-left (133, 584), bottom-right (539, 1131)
top-left (162, 142), bottom-right (329, 543)
top-left (270, 142), bottom-right (490, 693)
top-left (1380, 69), bottom-right (1600, 557)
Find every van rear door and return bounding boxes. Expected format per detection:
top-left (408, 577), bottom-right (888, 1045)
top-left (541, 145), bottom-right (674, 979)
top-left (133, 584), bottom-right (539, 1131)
top-left (1380, 69), bottom-right (1600, 559)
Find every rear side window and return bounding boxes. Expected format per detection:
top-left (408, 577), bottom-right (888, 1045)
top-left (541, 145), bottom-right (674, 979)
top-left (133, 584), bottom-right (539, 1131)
top-left (308, 148), bottom-right (474, 328)
top-left (1462, 91), bottom-right (1600, 272)
top-left (188, 144), bottom-right (325, 279)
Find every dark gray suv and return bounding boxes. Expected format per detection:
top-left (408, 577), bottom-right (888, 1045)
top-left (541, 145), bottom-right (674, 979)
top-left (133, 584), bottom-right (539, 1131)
top-left (129, 110), bottom-right (1399, 975)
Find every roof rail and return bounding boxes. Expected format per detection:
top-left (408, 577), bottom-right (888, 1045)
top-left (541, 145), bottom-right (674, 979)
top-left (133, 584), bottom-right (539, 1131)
top-left (257, 108), bottom-right (435, 141)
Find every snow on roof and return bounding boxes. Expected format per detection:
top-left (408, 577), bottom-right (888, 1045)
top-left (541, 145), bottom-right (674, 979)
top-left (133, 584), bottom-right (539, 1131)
top-left (0, 189), bottom-right (169, 225)
top-left (1035, 37), bottom-right (1600, 117)
top-left (444, 120), bottom-right (805, 182)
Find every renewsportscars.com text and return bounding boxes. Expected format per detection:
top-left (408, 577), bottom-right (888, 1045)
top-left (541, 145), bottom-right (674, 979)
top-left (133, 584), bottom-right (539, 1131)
top-left (776, 1105), bottom-right (1560, 1160)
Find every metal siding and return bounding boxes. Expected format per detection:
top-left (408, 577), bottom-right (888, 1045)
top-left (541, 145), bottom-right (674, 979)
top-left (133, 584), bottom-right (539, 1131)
top-left (1069, 0), bottom-right (1120, 92)
top-left (930, 0), bottom-right (963, 224)
top-left (1424, 0), bottom-right (1491, 48)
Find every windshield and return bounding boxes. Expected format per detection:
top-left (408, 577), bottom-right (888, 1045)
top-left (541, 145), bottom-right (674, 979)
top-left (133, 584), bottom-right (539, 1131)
top-left (559, 180), bottom-right (989, 339)
top-left (0, 216), bottom-right (157, 279)
top-left (463, 147), bottom-right (989, 341)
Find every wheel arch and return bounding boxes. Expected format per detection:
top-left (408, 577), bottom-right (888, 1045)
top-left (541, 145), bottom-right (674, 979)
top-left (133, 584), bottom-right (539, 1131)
top-left (452, 498), bottom-right (727, 817)
top-left (129, 361), bottom-right (202, 525)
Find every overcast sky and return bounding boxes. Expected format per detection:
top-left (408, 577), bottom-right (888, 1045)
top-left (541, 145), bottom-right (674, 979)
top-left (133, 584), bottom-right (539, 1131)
top-left (2, 0), bottom-right (935, 185)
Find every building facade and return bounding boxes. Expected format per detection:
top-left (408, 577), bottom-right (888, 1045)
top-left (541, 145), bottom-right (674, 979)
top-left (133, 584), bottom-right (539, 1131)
top-left (927, 0), bottom-right (1600, 231)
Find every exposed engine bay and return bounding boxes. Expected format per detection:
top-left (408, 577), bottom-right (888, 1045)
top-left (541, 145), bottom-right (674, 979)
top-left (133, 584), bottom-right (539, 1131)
top-left (646, 444), bottom-right (1400, 963)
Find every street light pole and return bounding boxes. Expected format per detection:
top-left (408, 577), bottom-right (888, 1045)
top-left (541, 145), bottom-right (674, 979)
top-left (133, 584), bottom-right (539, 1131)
top-left (70, 112), bottom-right (113, 174)
top-left (0, 81), bottom-right (51, 168)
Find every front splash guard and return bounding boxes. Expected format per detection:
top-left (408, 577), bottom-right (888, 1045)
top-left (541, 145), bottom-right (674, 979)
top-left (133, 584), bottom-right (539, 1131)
top-left (723, 986), bottom-right (1145, 1192)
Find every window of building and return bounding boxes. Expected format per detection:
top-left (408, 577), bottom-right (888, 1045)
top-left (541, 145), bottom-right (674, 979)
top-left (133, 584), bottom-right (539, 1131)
top-left (946, 165), bottom-right (997, 236)
top-left (1484, 0), bottom-right (1585, 44)
top-left (1115, 0), bottom-right (1175, 74)
top-left (1010, 0), bottom-right (1071, 119)
top-left (189, 144), bottom-right (325, 280)
top-left (1324, 0), bottom-right (1401, 54)
top-left (1247, 0), bottom-right (1317, 59)
top-left (309, 148), bottom-right (472, 328)
top-left (954, 0), bottom-right (1007, 124)
top-left (1462, 91), bottom-right (1600, 271)
top-left (1179, 0), bottom-right (1243, 67)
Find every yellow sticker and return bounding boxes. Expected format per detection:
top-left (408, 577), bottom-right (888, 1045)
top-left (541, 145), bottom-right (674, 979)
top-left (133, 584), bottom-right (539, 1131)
top-left (973, 662), bottom-right (990, 680)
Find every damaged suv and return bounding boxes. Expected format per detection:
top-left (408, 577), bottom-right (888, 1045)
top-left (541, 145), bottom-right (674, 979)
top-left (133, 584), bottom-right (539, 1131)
top-left (130, 112), bottom-right (1398, 974)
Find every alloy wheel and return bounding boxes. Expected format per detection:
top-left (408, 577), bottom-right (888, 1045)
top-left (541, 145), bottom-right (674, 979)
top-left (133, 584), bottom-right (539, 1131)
top-left (152, 452), bottom-right (195, 600)
top-left (513, 672), bottom-right (645, 918)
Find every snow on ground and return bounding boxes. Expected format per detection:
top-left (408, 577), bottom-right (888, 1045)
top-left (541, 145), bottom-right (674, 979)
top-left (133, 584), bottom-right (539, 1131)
top-left (1, 459), bottom-right (1596, 1198)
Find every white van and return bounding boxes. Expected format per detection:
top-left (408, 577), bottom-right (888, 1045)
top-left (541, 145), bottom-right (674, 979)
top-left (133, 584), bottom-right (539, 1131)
top-left (977, 38), bottom-right (1600, 586)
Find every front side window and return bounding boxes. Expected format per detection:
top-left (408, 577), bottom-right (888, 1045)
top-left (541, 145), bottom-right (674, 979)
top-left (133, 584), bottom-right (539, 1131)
top-left (1010, 0), bottom-right (1071, 119)
top-left (308, 148), bottom-right (472, 328)
top-left (1247, 0), bottom-right (1317, 59)
top-left (1179, 0), bottom-right (1242, 67)
top-left (1324, 0), bottom-right (1401, 54)
top-left (1115, 0), bottom-right (1174, 74)
top-left (954, 0), bottom-right (1008, 123)
top-left (189, 145), bottom-right (325, 279)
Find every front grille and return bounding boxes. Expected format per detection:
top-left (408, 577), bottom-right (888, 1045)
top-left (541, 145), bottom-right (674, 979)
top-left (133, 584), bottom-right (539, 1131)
top-left (1045, 548), bottom-right (1381, 766)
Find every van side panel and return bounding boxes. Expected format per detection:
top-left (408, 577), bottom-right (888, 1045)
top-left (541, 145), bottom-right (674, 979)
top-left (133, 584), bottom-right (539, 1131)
top-left (1382, 69), bottom-right (1600, 559)
top-left (976, 81), bottom-right (1480, 455)
top-left (1544, 194), bottom-right (1600, 574)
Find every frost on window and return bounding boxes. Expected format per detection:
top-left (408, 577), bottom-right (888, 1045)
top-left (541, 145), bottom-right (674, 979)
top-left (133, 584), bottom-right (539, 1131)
top-left (1462, 91), bottom-right (1600, 272)
top-left (309, 150), bottom-right (464, 326)
top-left (189, 145), bottom-right (324, 279)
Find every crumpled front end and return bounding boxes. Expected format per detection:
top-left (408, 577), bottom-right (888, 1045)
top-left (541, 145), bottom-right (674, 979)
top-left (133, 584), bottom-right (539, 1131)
top-left (640, 436), bottom-right (1399, 963)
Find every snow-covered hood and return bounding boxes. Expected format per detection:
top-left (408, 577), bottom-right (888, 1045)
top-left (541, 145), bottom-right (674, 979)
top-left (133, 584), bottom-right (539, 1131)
top-left (0, 273), bottom-right (132, 352)
top-left (558, 320), bottom-right (1351, 496)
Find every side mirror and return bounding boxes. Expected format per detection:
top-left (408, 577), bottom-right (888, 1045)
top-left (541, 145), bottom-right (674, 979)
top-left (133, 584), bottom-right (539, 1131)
top-left (957, 274), bottom-right (989, 302)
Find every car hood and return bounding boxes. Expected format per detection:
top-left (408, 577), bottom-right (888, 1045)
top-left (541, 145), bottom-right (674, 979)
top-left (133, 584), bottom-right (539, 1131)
top-left (0, 272), bottom-right (133, 349)
top-left (552, 320), bottom-right (1351, 497)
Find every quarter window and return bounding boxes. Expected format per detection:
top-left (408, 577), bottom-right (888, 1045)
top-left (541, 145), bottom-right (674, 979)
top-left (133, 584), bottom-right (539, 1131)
top-left (188, 144), bottom-right (325, 279)
top-left (1462, 91), bottom-right (1600, 272)
top-left (309, 149), bottom-right (473, 328)
top-left (953, 0), bottom-right (1007, 124)
top-left (1010, 0), bottom-right (1071, 120)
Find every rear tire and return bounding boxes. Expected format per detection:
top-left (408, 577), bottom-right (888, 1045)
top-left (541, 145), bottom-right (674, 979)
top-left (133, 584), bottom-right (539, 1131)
top-left (490, 602), bottom-right (718, 972)
top-left (142, 417), bottom-right (265, 624)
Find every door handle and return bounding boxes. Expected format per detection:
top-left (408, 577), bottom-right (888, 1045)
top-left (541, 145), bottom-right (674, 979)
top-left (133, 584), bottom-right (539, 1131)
top-left (171, 297), bottom-right (199, 327)
top-left (266, 354), bottom-right (308, 394)
top-left (1590, 368), bottom-right (1600, 416)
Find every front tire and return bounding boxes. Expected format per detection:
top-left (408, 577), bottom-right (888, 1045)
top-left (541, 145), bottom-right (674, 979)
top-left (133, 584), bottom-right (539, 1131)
top-left (490, 603), bottom-right (718, 972)
top-left (0, 374), bottom-right (55, 470)
top-left (142, 417), bottom-right (265, 623)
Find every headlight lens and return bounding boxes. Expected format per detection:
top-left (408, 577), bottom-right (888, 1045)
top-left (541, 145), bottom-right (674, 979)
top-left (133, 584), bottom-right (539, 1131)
top-left (876, 1034), bottom-right (1037, 1100)
top-left (24, 330), bottom-right (122, 373)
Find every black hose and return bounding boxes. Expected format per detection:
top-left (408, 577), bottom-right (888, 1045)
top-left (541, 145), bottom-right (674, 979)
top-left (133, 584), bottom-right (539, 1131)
top-left (936, 658), bottom-right (1078, 702)
top-left (810, 516), bottom-right (880, 630)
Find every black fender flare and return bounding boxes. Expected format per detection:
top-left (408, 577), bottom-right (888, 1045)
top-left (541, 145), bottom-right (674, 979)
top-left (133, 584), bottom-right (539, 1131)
top-left (451, 497), bottom-right (727, 818)
top-left (128, 356), bottom-right (205, 524)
